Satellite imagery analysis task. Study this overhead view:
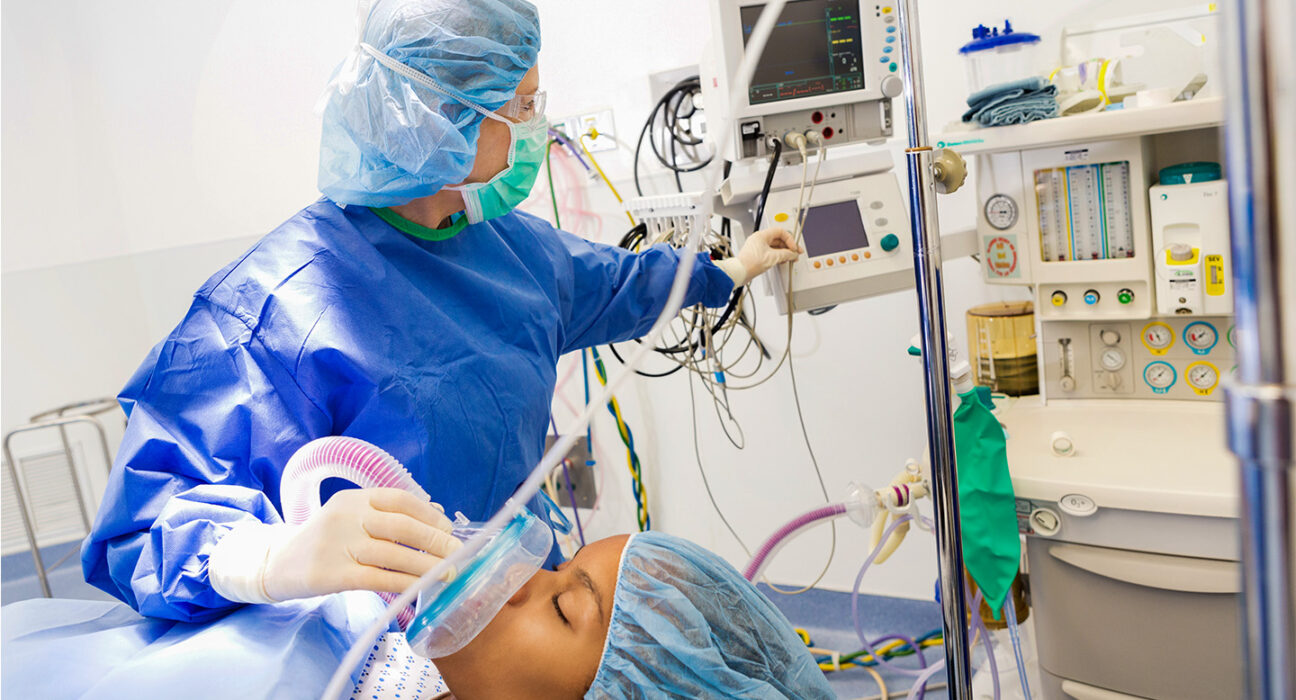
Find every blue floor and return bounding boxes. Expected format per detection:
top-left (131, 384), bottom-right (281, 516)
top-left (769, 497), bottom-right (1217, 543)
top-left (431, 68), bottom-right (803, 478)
top-left (1, 541), bottom-right (117, 606)
top-left (760, 584), bottom-right (950, 700)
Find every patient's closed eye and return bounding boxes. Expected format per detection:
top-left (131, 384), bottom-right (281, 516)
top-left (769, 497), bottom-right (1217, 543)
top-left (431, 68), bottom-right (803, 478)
top-left (552, 593), bottom-right (571, 627)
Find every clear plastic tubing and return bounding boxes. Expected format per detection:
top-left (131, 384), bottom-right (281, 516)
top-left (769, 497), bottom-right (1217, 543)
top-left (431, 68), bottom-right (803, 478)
top-left (742, 503), bottom-right (847, 581)
top-left (1005, 599), bottom-right (1032, 700)
top-left (323, 2), bottom-right (792, 696)
top-left (280, 435), bottom-right (429, 629)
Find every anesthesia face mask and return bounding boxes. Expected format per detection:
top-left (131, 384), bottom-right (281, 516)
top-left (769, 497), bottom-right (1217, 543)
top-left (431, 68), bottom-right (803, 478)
top-left (406, 495), bottom-right (571, 658)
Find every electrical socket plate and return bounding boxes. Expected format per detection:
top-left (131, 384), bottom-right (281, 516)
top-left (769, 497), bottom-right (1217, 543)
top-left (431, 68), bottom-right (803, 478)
top-left (648, 65), bottom-right (701, 104)
top-left (554, 109), bottom-right (616, 153)
top-left (542, 435), bottom-right (596, 508)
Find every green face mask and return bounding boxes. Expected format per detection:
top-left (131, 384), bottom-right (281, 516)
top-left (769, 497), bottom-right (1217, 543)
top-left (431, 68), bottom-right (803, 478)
top-left (447, 115), bottom-right (548, 225)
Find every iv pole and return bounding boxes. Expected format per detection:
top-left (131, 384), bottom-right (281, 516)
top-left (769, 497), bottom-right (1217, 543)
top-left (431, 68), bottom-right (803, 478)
top-left (1220, 0), bottom-right (1295, 697)
top-left (896, 1), bottom-right (974, 696)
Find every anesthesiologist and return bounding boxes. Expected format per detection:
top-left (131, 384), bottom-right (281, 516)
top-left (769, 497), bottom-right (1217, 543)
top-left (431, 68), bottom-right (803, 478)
top-left (81, 0), bottom-right (802, 622)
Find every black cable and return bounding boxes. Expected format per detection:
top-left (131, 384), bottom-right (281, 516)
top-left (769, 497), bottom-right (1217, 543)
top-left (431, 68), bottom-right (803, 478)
top-left (633, 77), bottom-right (713, 196)
top-left (753, 138), bottom-right (783, 230)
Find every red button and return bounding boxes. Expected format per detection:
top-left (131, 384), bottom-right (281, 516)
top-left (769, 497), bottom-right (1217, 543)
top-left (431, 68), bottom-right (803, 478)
top-left (823, 127), bottom-right (835, 139)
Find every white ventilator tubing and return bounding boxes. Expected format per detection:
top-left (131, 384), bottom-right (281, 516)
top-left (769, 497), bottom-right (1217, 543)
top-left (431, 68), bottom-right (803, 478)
top-left (281, 436), bottom-right (430, 630)
top-left (322, 3), bottom-right (791, 697)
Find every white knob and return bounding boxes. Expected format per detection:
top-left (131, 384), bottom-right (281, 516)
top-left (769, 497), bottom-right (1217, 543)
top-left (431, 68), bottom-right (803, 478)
top-left (1050, 431), bottom-right (1076, 457)
top-left (1100, 329), bottom-right (1121, 346)
top-left (1060, 375), bottom-right (1076, 392)
top-left (1170, 244), bottom-right (1195, 262)
top-left (881, 75), bottom-right (904, 98)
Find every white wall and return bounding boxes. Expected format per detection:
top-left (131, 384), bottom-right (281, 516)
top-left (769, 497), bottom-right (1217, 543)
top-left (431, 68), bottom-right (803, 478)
top-left (3, 0), bottom-right (1165, 596)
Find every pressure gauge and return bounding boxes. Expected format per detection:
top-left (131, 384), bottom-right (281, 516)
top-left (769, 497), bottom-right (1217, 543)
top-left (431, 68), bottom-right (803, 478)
top-left (1142, 323), bottom-right (1174, 353)
top-left (1143, 362), bottom-right (1177, 393)
top-left (984, 194), bottom-right (1019, 230)
top-left (1184, 322), bottom-right (1218, 354)
top-left (1187, 363), bottom-right (1219, 392)
top-left (1099, 347), bottom-right (1126, 371)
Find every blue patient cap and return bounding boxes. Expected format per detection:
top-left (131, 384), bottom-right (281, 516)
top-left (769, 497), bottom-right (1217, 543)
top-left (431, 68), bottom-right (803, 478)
top-left (318, 0), bottom-right (541, 207)
top-left (586, 532), bottom-right (834, 699)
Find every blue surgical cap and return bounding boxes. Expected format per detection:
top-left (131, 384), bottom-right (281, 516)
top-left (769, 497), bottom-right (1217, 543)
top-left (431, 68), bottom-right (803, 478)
top-left (318, 0), bottom-right (541, 207)
top-left (587, 532), bottom-right (835, 699)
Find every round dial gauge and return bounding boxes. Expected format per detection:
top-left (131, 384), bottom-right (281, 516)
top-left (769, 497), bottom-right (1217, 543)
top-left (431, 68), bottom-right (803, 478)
top-left (1144, 362), bottom-right (1177, 390)
top-left (1185, 323), bottom-right (1218, 352)
top-left (984, 194), bottom-right (1019, 230)
top-left (1144, 324), bottom-right (1173, 350)
top-left (1188, 364), bottom-right (1218, 390)
top-left (1099, 347), bottom-right (1126, 371)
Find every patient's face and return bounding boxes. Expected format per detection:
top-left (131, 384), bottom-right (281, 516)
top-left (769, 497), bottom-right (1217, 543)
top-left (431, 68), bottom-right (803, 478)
top-left (434, 534), bottom-right (629, 700)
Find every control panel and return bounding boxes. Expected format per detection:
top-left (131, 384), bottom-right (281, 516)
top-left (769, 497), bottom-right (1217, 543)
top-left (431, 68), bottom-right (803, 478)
top-left (1041, 316), bottom-right (1234, 400)
top-left (755, 170), bottom-right (912, 313)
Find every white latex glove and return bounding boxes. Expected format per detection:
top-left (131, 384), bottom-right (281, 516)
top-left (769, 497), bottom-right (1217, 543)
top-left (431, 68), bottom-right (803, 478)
top-left (209, 488), bottom-right (461, 604)
top-left (718, 227), bottom-right (804, 285)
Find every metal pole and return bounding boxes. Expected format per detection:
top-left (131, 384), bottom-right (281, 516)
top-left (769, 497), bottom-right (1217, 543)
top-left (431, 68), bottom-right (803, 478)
top-left (896, 1), bottom-right (973, 695)
top-left (1220, 0), bottom-right (1296, 696)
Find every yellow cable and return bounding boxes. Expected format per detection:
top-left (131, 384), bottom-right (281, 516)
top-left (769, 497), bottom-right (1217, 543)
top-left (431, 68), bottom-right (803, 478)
top-left (865, 666), bottom-right (889, 700)
top-left (579, 130), bottom-right (635, 226)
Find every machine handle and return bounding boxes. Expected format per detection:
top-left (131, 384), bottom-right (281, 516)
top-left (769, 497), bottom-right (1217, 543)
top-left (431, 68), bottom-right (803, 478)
top-left (1047, 542), bottom-right (1240, 594)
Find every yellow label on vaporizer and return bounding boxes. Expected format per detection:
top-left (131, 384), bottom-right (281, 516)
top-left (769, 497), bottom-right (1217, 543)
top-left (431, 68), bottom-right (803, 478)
top-left (1205, 255), bottom-right (1226, 296)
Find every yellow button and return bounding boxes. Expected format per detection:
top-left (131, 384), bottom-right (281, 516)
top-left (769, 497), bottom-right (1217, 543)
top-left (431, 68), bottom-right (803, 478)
top-left (1051, 291), bottom-right (1068, 307)
top-left (851, 253), bottom-right (859, 261)
top-left (813, 261), bottom-right (821, 269)
top-left (882, 6), bottom-right (892, 12)
top-left (826, 259), bottom-right (834, 266)
top-left (838, 256), bottom-right (847, 263)
top-left (774, 212), bottom-right (789, 223)
top-left (864, 251), bottom-right (872, 259)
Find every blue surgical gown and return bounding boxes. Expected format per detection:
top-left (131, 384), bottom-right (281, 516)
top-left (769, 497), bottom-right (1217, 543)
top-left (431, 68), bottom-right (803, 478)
top-left (81, 199), bottom-right (733, 622)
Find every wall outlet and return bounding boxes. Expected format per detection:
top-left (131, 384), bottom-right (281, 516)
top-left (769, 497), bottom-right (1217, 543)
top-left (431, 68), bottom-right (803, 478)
top-left (542, 435), bottom-right (597, 508)
top-left (648, 65), bottom-right (701, 103)
top-left (554, 109), bottom-right (616, 153)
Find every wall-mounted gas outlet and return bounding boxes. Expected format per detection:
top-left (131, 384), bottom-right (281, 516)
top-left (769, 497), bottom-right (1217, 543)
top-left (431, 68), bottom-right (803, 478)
top-left (554, 109), bottom-right (616, 152)
top-left (542, 435), bottom-right (596, 508)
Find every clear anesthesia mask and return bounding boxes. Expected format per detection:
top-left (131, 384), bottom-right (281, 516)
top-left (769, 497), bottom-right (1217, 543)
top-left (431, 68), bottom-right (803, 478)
top-left (406, 494), bottom-right (571, 658)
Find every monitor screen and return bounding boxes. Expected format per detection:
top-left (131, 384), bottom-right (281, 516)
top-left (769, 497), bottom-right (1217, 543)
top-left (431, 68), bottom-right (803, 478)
top-left (740, 0), bottom-right (866, 105)
top-left (800, 200), bottom-right (869, 257)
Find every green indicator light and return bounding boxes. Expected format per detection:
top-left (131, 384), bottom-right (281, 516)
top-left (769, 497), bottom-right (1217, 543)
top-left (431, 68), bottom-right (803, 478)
top-left (889, 62), bottom-right (898, 72)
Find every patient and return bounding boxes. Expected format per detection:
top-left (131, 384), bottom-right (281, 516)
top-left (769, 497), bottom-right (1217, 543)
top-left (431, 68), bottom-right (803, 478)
top-left (2, 531), bottom-right (831, 699)
top-left (436, 531), bottom-right (834, 699)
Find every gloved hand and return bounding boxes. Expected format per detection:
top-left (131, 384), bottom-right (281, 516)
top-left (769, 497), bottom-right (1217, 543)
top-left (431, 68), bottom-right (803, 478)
top-left (209, 488), bottom-right (461, 604)
top-left (719, 228), bottom-right (804, 285)
top-left (263, 488), bottom-right (461, 601)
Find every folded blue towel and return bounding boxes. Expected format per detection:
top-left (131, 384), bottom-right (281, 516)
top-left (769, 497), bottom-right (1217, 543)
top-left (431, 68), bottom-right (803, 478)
top-left (962, 76), bottom-right (1059, 127)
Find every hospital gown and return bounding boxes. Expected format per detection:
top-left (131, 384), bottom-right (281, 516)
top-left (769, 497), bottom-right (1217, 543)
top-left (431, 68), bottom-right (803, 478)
top-left (81, 199), bottom-right (734, 622)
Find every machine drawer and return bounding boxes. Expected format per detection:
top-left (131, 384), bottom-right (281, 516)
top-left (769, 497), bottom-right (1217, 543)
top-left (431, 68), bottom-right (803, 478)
top-left (1027, 537), bottom-right (1243, 699)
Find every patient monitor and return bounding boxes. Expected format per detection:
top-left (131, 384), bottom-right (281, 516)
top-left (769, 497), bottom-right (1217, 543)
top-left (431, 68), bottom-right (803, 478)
top-left (700, 0), bottom-right (917, 314)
